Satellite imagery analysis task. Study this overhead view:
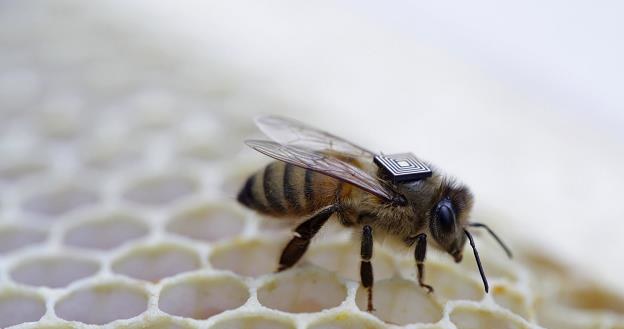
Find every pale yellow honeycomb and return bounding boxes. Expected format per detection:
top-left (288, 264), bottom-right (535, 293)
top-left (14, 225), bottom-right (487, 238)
top-left (1, 2), bottom-right (623, 329)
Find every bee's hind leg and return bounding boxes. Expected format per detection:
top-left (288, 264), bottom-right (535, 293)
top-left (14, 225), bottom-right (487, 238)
top-left (360, 225), bottom-right (375, 312)
top-left (277, 205), bottom-right (337, 272)
top-left (414, 233), bottom-right (434, 293)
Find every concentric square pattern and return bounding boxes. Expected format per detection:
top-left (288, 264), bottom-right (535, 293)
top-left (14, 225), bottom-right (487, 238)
top-left (374, 153), bottom-right (432, 183)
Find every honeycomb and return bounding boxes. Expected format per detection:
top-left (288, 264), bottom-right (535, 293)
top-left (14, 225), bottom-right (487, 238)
top-left (1, 2), bottom-right (623, 329)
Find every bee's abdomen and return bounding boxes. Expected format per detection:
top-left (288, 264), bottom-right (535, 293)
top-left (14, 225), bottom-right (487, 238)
top-left (237, 162), bottom-right (339, 217)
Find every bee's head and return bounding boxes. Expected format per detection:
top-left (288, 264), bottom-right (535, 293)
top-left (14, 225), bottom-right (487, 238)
top-left (429, 179), bottom-right (473, 262)
top-left (397, 173), bottom-right (511, 294)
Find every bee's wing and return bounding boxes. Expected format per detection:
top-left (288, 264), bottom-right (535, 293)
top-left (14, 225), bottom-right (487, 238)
top-left (246, 140), bottom-right (395, 201)
top-left (254, 115), bottom-right (376, 158)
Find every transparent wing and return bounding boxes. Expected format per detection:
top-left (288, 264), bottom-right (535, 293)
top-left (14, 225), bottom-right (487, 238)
top-left (246, 140), bottom-right (395, 201)
top-left (255, 115), bottom-right (376, 158)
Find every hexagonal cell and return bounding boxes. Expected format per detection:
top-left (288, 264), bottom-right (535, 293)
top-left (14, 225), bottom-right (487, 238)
top-left (63, 213), bottom-right (149, 250)
top-left (123, 174), bottom-right (198, 206)
top-left (492, 284), bottom-right (531, 319)
top-left (112, 244), bottom-right (201, 282)
top-left (179, 142), bottom-right (227, 162)
top-left (0, 68), bottom-right (41, 113)
top-left (130, 88), bottom-right (177, 129)
top-left (175, 112), bottom-right (232, 162)
top-left (0, 291), bottom-right (46, 328)
top-left (119, 317), bottom-right (196, 329)
top-left (0, 161), bottom-right (46, 183)
top-left (211, 314), bottom-right (296, 329)
top-left (166, 203), bottom-right (246, 242)
top-left (559, 282), bottom-right (624, 315)
top-left (307, 312), bottom-right (386, 329)
top-left (10, 255), bottom-right (100, 288)
top-left (158, 275), bottom-right (249, 320)
top-left (27, 325), bottom-right (76, 329)
top-left (519, 248), bottom-right (568, 278)
top-left (22, 185), bottom-right (99, 217)
top-left (257, 268), bottom-right (347, 313)
top-left (82, 142), bottom-right (141, 170)
top-left (399, 260), bottom-right (484, 303)
top-left (55, 282), bottom-right (148, 325)
top-left (82, 60), bottom-right (137, 96)
top-left (306, 241), bottom-right (396, 282)
top-left (355, 278), bottom-right (443, 325)
top-left (209, 237), bottom-right (287, 277)
top-left (535, 302), bottom-right (604, 329)
top-left (0, 226), bottom-right (47, 254)
top-left (36, 94), bottom-right (84, 139)
top-left (450, 305), bottom-right (530, 329)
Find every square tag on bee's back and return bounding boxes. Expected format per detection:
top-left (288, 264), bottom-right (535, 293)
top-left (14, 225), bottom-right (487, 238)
top-left (374, 153), bottom-right (432, 183)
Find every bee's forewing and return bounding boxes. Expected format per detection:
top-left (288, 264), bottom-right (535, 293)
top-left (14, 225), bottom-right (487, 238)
top-left (245, 140), bottom-right (394, 201)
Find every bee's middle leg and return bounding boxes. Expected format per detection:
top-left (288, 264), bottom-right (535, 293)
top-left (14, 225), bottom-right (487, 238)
top-left (360, 225), bottom-right (375, 312)
top-left (277, 205), bottom-right (337, 272)
top-left (414, 233), bottom-right (434, 293)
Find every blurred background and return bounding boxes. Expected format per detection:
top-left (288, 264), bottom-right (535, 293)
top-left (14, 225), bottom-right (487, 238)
top-left (2, 0), bottom-right (623, 296)
top-left (120, 1), bottom-right (624, 291)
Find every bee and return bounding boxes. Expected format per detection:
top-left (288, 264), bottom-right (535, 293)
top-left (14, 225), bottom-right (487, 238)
top-left (237, 115), bottom-right (512, 312)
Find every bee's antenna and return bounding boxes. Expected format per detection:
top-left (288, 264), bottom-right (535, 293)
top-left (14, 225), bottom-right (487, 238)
top-left (464, 229), bottom-right (489, 293)
top-left (469, 223), bottom-right (513, 258)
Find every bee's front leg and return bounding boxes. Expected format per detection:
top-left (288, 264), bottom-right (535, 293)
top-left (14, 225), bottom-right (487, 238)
top-left (360, 225), bottom-right (375, 312)
top-left (414, 233), bottom-right (434, 293)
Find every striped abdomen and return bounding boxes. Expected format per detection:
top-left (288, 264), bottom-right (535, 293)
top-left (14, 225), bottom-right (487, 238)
top-left (237, 161), bottom-right (348, 217)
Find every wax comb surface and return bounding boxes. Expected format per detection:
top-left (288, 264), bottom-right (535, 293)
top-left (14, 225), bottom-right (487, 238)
top-left (0, 2), bottom-right (622, 329)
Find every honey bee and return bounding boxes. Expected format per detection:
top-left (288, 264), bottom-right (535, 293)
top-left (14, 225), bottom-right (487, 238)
top-left (237, 115), bottom-right (512, 312)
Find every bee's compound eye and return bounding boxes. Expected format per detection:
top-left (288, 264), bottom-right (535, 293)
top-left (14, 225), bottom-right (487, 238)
top-left (436, 203), bottom-right (455, 233)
